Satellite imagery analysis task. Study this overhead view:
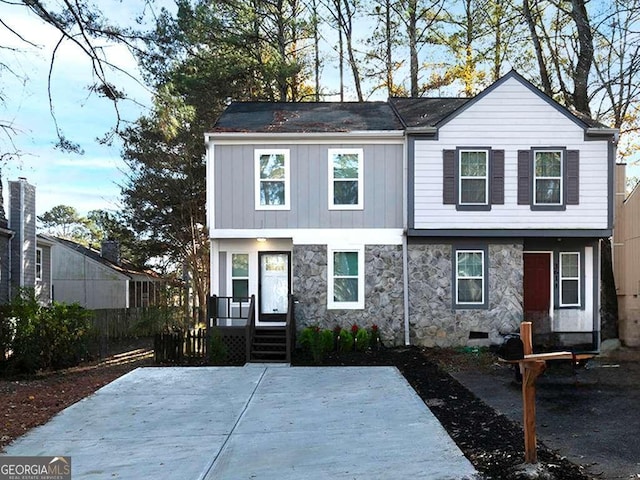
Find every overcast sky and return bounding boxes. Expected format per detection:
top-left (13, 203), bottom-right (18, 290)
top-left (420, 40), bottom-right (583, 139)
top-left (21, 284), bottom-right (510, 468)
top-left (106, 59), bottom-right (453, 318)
top-left (1, 3), bottom-right (156, 217)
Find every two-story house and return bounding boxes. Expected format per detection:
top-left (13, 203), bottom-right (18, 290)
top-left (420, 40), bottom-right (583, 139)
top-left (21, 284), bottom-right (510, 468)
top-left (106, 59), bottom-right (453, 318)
top-left (206, 102), bottom-right (407, 347)
top-left (206, 71), bottom-right (617, 352)
top-left (394, 71), bottom-right (616, 349)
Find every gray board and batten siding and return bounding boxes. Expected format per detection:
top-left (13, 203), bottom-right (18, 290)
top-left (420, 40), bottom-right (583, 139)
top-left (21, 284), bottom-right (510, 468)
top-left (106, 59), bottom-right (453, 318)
top-left (212, 143), bottom-right (403, 230)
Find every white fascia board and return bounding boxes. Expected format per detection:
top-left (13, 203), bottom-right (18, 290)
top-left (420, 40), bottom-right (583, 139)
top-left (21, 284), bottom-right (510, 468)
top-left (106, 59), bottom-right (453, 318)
top-left (204, 131), bottom-right (405, 145)
top-left (210, 228), bottom-right (404, 245)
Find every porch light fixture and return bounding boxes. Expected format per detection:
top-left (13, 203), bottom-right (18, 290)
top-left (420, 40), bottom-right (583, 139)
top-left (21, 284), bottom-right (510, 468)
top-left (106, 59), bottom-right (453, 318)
top-left (257, 237), bottom-right (267, 242)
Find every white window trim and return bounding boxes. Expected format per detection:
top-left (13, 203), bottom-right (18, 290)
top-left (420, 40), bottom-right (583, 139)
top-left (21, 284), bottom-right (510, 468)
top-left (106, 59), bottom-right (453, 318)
top-left (255, 149), bottom-right (290, 210)
top-left (327, 245), bottom-right (365, 310)
top-left (328, 148), bottom-right (364, 210)
top-left (458, 149), bottom-right (488, 206)
top-left (533, 149), bottom-right (563, 206)
top-left (455, 250), bottom-right (485, 305)
top-left (36, 247), bottom-right (43, 281)
top-left (559, 252), bottom-right (581, 307)
top-left (229, 252), bottom-right (250, 302)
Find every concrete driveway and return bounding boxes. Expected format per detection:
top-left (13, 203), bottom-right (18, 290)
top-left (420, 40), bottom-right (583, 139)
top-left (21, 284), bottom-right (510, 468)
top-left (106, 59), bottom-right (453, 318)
top-left (4, 365), bottom-right (477, 479)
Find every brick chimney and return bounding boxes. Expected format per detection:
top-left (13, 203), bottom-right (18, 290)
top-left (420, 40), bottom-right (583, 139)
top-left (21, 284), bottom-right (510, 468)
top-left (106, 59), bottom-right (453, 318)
top-left (101, 240), bottom-right (121, 265)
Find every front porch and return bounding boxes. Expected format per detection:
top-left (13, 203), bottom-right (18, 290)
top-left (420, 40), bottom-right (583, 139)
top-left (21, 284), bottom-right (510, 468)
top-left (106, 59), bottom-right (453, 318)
top-left (208, 294), bottom-right (296, 363)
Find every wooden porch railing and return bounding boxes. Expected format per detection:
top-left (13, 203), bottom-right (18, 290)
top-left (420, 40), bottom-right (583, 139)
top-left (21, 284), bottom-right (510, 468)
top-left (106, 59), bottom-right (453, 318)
top-left (285, 294), bottom-right (296, 363)
top-left (245, 295), bottom-right (256, 363)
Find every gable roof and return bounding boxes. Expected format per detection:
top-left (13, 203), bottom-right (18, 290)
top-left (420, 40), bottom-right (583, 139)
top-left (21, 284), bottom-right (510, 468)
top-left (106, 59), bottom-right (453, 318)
top-left (209, 71), bottom-right (614, 136)
top-left (38, 234), bottom-right (161, 279)
top-left (388, 97), bottom-right (470, 128)
top-left (393, 70), bottom-right (611, 131)
top-left (211, 101), bottom-right (404, 133)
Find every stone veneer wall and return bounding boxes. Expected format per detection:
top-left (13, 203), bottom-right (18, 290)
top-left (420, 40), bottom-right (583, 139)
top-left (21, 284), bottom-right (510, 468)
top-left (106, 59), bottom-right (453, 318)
top-left (408, 243), bottom-right (523, 347)
top-left (292, 244), bottom-right (405, 346)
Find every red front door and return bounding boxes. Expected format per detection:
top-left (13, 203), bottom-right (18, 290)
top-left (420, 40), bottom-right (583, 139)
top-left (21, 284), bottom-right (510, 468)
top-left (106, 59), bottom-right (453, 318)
top-left (523, 253), bottom-right (551, 335)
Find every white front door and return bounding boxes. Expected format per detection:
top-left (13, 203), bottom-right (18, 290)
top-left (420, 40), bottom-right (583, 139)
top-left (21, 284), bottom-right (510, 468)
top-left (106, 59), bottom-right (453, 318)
top-left (257, 252), bottom-right (290, 325)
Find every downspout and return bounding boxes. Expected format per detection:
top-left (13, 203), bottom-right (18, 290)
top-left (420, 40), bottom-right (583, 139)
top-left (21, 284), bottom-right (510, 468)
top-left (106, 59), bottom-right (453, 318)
top-left (402, 133), bottom-right (410, 346)
top-left (390, 99), bottom-right (411, 347)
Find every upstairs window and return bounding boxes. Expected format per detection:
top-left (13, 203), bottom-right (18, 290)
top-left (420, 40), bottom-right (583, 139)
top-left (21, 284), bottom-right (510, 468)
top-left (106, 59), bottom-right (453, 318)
top-left (517, 148), bottom-right (579, 210)
top-left (559, 252), bottom-right (580, 306)
top-left (255, 149), bottom-right (290, 210)
top-left (534, 150), bottom-right (562, 205)
top-left (231, 253), bottom-right (249, 301)
top-left (327, 246), bottom-right (364, 309)
top-left (443, 148), bottom-right (503, 211)
top-left (459, 150), bottom-right (488, 205)
top-left (328, 148), bottom-right (363, 210)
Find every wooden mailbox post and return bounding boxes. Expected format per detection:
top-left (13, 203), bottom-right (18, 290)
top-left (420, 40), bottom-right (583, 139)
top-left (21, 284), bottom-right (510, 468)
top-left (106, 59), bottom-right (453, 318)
top-left (507, 322), bottom-right (590, 464)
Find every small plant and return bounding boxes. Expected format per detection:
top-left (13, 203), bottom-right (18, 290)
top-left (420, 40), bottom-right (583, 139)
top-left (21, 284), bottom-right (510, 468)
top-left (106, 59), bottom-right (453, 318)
top-left (355, 328), bottom-right (370, 352)
top-left (371, 324), bottom-right (380, 350)
top-left (300, 326), bottom-right (332, 364)
top-left (208, 327), bottom-right (228, 364)
top-left (338, 329), bottom-right (354, 353)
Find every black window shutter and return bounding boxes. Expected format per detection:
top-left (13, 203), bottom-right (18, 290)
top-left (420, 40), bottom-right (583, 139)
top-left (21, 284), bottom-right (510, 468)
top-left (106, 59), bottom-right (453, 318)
top-left (443, 149), bottom-right (456, 204)
top-left (490, 150), bottom-right (505, 205)
top-left (517, 150), bottom-right (531, 205)
top-left (566, 150), bottom-right (580, 205)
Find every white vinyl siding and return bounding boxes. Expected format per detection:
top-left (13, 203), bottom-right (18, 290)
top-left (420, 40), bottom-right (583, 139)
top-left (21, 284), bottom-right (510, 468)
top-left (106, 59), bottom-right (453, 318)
top-left (327, 245), bottom-right (365, 309)
top-left (412, 76), bottom-right (609, 230)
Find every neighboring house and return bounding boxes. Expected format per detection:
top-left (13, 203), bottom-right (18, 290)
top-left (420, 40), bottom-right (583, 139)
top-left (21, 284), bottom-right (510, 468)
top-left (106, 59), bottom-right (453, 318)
top-left (395, 71), bottom-right (616, 349)
top-left (37, 234), bottom-right (164, 310)
top-left (0, 180), bottom-right (11, 303)
top-left (0, 176), bottom-right (164, 310)
top-left (205, 71), bottom-right (617, 350)
top-left (612, 163), bottom-right (640, 347)
top-left (0, 177), bottom-right (39, 304)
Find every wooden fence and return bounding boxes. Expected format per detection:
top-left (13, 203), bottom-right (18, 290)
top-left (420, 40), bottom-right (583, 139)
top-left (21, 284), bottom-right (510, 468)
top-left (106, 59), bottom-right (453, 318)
top-left (87, 307), bottom-right (187, 358)
top-left (154, 327), bottom-right (246, 365)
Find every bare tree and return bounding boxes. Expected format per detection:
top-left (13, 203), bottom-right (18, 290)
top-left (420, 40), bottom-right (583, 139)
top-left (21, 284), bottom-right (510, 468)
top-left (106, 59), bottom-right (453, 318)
top-left (0, 0), bottom-right (156, 149)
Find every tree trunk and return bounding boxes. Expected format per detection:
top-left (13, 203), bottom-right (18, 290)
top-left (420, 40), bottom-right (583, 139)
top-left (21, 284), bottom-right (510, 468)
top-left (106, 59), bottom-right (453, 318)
top-left (522, 0), bottom-right (553, 96)
top-left (569, 0), bottom-right (594, 116)
top-left (408, 0), bottom-right (419, 96)
top-left (600, 237), bottom-right (619, 341)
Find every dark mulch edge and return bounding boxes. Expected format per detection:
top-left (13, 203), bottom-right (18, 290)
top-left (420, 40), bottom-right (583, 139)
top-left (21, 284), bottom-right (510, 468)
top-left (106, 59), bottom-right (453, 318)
top-left (293, 346), bottom-right (593, 480)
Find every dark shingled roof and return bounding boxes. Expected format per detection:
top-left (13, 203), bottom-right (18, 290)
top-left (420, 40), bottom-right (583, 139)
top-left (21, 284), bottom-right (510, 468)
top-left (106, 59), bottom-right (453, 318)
top-left (212, 101), bottom-right (404, 133)
top-left (40, 234), bottom-right (161, 278)
top-left (389, 97), bottom-right (471, 128)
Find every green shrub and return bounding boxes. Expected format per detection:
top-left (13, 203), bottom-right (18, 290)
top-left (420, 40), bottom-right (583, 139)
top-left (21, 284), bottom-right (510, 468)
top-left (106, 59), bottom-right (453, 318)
top-left (338, 329), bottom-right (354, 353)
top-left (355, 328), bottom-right (370, 351)
top-left (320, 329), bottom-right (334, 353)
top-left (299, 326), bottom-right (332, 364)
top-left (208, 327), bottom-right (228, 364)
top-left (2, 289), bottom-right (92, 374)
